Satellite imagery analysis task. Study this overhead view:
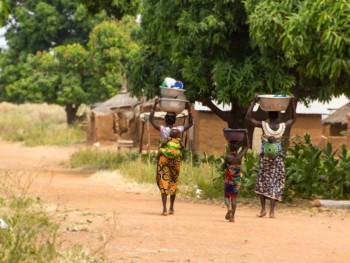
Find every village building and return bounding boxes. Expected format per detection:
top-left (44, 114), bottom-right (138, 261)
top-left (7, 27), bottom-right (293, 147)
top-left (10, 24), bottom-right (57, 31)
top-left (88, 91), bottom-right (350, 154)
top-left (320, 101), bottom-right (350, 151)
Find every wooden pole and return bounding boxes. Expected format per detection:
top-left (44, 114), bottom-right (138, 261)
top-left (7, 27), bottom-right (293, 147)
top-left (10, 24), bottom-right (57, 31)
top-left (147, 120), bottom-right (150, 153)
top-left (139, 121), bottom-right (145, 153)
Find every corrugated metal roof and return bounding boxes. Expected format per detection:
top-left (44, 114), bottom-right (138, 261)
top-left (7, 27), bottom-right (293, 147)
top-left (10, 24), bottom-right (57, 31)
top-left (296, 95), bottom-right (349, 115)
top-left (194, 101), bottom-right (231, 111)
top-left (194, 95), bottom-right (349, 115)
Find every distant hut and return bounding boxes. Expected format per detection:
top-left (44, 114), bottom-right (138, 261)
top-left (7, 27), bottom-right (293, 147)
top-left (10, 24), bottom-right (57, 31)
top-left (321, 102), bottom-right (350, 137)
top-left (87, 89), bottom-right (142, 147)
top-left (320, 102), bottom-right (350, 150)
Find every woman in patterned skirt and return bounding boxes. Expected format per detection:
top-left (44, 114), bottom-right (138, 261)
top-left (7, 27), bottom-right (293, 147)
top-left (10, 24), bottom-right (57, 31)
top-left (246, 95), bottom-right (296, 218)
top-left (149, 98), bottom-right (193, 216)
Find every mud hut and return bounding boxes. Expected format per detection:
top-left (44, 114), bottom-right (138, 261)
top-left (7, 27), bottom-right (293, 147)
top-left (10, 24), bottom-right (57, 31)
top-left (87, 89), bottom-right (142, 147)
top-left (319, 102), bottom-right (350, 150)
top-left (322, 102), bottom-right (350, 136)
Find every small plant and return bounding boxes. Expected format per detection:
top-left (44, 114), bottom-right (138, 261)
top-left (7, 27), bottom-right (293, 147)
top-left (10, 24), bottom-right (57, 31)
top-left (285, 133), bottom-right (350, 200)
top-left (240, 149), bottom-right (259, 197)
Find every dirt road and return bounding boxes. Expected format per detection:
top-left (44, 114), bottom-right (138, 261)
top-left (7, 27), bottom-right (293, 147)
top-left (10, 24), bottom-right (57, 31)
top-left (0, 140), bottom-right (349, 263)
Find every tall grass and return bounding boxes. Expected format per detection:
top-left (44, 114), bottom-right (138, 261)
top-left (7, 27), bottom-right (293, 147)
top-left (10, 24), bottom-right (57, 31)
top-left (68, 148), bottom-right (227, 200)
top-left (0, 103), bottom-right (85, 146)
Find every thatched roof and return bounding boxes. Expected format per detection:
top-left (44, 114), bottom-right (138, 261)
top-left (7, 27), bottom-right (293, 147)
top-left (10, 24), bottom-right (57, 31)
top-left (92, 90), bottom-right (141, 113)
top-left (322, 102), bottom-right (350, 125)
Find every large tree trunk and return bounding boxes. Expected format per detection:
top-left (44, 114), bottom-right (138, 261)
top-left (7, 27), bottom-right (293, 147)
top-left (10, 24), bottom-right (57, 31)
top-left (282, 97), bottom-right (298, 149)
top-left (65, 104), bottom-right (80, 125)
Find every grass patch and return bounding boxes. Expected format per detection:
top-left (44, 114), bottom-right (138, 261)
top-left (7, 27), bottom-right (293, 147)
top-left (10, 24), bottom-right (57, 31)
top-left (0, 102), bottom-right (85, 146)
top-left (68, 148), bottom-right (226, 200)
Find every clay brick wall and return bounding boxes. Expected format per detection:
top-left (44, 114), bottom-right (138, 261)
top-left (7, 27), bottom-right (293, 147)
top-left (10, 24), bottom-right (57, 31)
top-left (194, 111), bottom-right (227, 155)
top-left (317, 113), bottom-right (350, 153)
top-left (87, 112), bottom-right (119, 142)
top-left (290, 114), bottom-right (323, 145)
top-left (193, 112), bottom-right (326, 154)
top-left (89, 108), bottom-right (341, 154)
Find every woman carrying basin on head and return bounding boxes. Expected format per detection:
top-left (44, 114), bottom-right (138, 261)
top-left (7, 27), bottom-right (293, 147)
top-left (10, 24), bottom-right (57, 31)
top-left (149, 98), bottom-right (193, 216)
top-left (245, 94), bottom-right (296, 218)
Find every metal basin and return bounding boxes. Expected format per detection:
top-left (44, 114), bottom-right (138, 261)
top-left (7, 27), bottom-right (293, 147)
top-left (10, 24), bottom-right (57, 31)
top-left (160, 86), bottom-right (186, 98)
top-left (223, 128), bottom-right (246, 142)
top-left (258, 95), bottom-right (291, 111)
top-left (159, 98), bottom-right (188, 113)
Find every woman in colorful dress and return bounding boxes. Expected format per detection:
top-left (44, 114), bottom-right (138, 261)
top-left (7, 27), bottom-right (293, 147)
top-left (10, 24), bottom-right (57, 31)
top-left (149, 98), bottom-right (193, 216)
top-left (246, 95), bottom-right (296, 218)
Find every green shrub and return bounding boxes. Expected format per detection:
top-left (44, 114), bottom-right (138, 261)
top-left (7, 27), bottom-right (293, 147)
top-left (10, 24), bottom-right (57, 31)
top-left (240, 149), bottom-right (259, 198)
top-left (286, 133), bottom-right (350, 200)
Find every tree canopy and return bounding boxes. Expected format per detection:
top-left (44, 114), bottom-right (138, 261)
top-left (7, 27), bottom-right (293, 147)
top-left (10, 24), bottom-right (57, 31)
top-left (0, 0), bottom-right (139, 124)
top-left (126, 0), bottom-right (294, 129)
top-left (1, 0), bottom-right (350, 129)
top-left (0, 0), bottom-right (10, 25)
top-left (245, 0), bottom-right (350, 101)
top-left (80, 0), bottom-right (140, 18)
top-left (123, 0), bottom-right (350, 130)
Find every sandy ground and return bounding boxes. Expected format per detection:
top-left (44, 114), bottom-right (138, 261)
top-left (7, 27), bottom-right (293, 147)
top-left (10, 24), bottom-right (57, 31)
top-left (0, 140), bottom-right (349, 263)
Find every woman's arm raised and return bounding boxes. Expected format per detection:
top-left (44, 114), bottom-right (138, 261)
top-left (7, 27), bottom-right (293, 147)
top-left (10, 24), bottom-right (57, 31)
top-left (149, 98), bottom-right (160, 131)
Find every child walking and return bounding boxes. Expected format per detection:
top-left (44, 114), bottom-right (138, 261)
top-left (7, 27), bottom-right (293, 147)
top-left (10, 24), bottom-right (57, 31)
top-left (223, 154), bottom-right (242, 222)
top-left (222, 132), bottom-right (249, 222)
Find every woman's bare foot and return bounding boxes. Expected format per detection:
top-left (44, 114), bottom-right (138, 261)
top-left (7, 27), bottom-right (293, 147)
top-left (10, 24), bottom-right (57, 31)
top-left (229, 216), bottom-right (235, 222)
top-left (270, 212), bottom-right (275, 218)
top-left (169, 210), bottom-right (174, 215)
top-left (256, 210), bottom-right (267, 217)
top-left (161, 211), bottom-right (168, 216)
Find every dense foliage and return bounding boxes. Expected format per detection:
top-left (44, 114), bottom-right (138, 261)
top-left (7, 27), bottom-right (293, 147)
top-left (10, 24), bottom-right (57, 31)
top-left (245, 0), bottom-right (350, 101)
top-left (119, 0), bottom-right (350, 144)
top-left (0, 0), bottom-right (140, 124)
top-left (285, 134), bottom-right (350, 200)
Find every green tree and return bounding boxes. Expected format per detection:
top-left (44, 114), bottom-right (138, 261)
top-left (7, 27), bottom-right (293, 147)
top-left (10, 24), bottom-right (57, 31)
top-left (80, 0), bottom-right (140, 18)
top-left (0, 0), bottom-right (10, 25)
top-left (0, 0), bottom-right (139, 124)
top-left (0, 0), bottom-right (108, 103)
top-left (4, 44), bottom-right (89, 124)
top-left (123, 0), bottom-right (349, 138)
top-left (2, 17), bottom-right (139, 124)
top-left (245, 0), bottom-right (350, 101)
top-left (87, 17), bottom-right (139, 101)
top-left (126, 0), bottom-right (294, 132)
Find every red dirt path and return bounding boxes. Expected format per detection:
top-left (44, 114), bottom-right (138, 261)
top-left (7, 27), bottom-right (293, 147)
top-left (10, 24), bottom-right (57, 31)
top-left (0, 140), bottom-right (349, 263)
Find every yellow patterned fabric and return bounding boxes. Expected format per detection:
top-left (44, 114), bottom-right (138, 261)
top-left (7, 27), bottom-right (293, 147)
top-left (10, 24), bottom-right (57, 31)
top-left (156, 155), bottom-right (181, 195)
top-left (159, 138), bottom-right (182, 158)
